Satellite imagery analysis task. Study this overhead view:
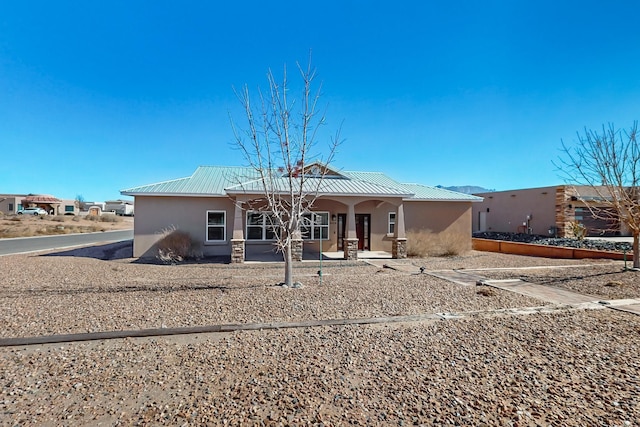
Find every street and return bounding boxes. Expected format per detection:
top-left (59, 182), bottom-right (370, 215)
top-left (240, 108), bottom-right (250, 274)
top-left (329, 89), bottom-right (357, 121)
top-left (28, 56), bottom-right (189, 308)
top-left (0, 229), bottom-right (134, 256)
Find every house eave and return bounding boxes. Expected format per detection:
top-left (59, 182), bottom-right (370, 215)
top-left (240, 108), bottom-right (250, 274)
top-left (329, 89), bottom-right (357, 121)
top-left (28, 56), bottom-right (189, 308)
top-left (120, 192), bottom-right (226, 198)
top-left (405, 197), bottom-right (484, 202)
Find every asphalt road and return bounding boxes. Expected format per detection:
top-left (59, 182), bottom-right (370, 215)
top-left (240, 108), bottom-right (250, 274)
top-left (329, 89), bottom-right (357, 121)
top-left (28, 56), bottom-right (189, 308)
top-left (0, 229), bottom-right (134, 256)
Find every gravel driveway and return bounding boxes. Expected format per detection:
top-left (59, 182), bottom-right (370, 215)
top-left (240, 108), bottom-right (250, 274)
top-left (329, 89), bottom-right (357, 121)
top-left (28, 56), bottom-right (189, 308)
top-left (1, 246), bottom-right (639, 425)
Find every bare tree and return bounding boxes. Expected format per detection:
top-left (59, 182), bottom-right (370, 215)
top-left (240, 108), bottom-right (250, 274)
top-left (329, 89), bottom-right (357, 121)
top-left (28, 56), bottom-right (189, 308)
top-left (230, 57), bottom-right (341, 285)
top-left (556, 122), bottom-right (640, 268)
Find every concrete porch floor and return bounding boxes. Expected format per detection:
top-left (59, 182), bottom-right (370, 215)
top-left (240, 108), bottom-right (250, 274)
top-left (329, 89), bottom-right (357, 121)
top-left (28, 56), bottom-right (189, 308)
top-left (245, 249), bottom-right (392, 263)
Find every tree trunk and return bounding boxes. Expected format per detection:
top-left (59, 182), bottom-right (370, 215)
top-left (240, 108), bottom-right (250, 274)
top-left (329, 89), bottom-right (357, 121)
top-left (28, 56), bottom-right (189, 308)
top-left (283, 240), bottom-right (294, 286)
top-left (634, 233), bottom-right (640, 269)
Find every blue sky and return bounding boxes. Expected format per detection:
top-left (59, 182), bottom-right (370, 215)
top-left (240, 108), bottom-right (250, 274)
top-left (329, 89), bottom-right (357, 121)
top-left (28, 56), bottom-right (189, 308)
top-left (2, 1), bottom-right (640, 202)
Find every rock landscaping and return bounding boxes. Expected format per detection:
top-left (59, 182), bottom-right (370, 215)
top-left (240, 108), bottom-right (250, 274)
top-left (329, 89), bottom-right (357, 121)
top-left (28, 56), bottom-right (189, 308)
top-left (1, 247), bottom-right (639, 425)
top-left (474, 231), bottom-right (634, 252)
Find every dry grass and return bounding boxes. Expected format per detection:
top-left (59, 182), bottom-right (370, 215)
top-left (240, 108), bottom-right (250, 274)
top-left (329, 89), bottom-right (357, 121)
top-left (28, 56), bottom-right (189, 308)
top-left (0, 214), bottom-right (132, 238)
top-left (155, 226), bottom-right (200, 263)
top-left (407, 229), bottom-right (470, 257)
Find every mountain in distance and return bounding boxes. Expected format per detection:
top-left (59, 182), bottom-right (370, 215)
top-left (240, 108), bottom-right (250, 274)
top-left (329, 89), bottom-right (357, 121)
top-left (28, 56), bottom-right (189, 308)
top-left (437, 185), bottom-right (494, 195)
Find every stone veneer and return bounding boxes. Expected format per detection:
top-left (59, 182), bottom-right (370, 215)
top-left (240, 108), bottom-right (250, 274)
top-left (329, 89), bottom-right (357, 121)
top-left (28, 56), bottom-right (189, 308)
top-left (555, 186), bottom-right (575, 238)
top-left (343, 238), bottom-right (359, 260)
top-left (230, 239), bottom-right (245, 263)
top-left (392, 238), bottom-right (407, 259)
top-left (291, 239), bottom-right (303, 261)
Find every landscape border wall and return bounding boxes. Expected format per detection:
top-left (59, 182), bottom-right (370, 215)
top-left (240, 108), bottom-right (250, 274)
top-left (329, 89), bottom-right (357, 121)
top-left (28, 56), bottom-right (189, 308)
top-left (472, 238), bottom-right (633, 261)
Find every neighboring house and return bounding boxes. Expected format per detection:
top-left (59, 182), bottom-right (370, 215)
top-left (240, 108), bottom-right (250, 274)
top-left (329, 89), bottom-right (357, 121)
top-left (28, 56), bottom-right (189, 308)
top-left (105, 199), bottom-right (134, 216)
top-left (0, 194), bottom-right (79, 215)
top-left (121, 164), bottom-right (483, 261)
top-left (0, 194), bottom-right (27, 214)
top-left (472, 185), bottom-right (629, 238)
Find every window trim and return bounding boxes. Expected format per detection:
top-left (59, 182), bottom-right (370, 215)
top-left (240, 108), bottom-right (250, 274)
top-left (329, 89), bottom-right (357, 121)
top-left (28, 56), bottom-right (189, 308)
top-left (206, 210), bottom-right (226, 242)
top-left (388, 212), bottom-right (396, 235)
top-left (302, 211), bottom-right (330, 241)
top-left (246, 211), bottom-right (278, 241)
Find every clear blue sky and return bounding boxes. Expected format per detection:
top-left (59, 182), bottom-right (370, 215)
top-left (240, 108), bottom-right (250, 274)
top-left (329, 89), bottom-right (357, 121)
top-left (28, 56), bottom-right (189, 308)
top-left (2, 1), bottom-right (640, 202)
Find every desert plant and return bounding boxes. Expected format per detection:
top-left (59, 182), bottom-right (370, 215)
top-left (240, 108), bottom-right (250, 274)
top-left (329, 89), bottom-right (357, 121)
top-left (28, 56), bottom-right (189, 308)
top-left (569, 221), bottom-right (586, 240)
top-left (156, 226), bottom-right (196, 264)
top-left (99, 214), bottom-right (122, 223)
top-left (407, 229), bottom-right (470, 258)
top-left (86, 214), bottom-right (100, 222)
top-left (51, 215), bottom-right (67, 223)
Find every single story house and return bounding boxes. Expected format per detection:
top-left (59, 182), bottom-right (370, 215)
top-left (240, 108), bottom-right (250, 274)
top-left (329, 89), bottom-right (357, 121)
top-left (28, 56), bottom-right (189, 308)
top-left (0, 194), bottom-right (27, 215)
top-left (121, 164), bottom-right (483, 261)
top-left (0, 194), bottom-right (78, 215)
top-left (472, 185), bottom-right (630, 237)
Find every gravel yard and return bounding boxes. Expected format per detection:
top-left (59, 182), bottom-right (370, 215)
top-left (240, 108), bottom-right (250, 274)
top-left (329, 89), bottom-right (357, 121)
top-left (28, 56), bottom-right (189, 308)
top-left (1, 247), bottom-right (639, 425)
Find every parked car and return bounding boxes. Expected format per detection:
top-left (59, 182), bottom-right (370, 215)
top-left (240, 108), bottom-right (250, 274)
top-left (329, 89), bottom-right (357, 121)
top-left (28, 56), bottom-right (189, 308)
top-left (18, 207), bottom-right (48, 216)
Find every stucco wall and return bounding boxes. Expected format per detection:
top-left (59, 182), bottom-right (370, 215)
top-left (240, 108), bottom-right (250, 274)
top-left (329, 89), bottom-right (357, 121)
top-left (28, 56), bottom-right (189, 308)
top-left (404, 201), bottom-right (473, 252)
top-left (472, 187), bottom-right (558, 235)
top-left (133, 196), bottom-right (235, 258)
top-left (132, 196), bottom-right (475, 259)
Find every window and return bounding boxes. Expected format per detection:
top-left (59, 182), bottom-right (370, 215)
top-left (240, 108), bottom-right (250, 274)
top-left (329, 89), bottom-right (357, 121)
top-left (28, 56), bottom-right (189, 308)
top-left (388, 212), bottom-right (396, 235)
top-left (64, 205), bottom-right (75, 213)
top-left (206, 211), bottom-right (226, 241)
top-left (302, 212), bottom-right (329, 240)
top-left (246, 211), bottom-right (278, 240)
top-left (8, 203), bottom-right (13, 212)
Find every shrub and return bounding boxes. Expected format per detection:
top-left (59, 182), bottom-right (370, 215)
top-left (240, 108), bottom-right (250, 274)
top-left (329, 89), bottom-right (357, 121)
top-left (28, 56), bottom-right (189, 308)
top-left (156, 226), bottom-right (196, 264)
top-left (100, 214), bottom-right (122, 223)
top-left (406, 229), bottom-right (470, 258)
top-left (51, 215), bottom-right (67, 223)
top-left (570, 221), bottom-right (586, 240)
top-left (86, 215), bottom-right (100, 222)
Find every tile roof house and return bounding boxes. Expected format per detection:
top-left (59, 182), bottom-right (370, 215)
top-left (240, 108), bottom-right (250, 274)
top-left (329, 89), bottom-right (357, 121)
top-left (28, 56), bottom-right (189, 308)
top-left (121, 165), bottom-right (482, 261)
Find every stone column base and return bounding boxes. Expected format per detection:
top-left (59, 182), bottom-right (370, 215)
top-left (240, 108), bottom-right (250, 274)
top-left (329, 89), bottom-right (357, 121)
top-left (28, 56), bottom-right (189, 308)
top-left (291, 239), bottom-right (303, 261)
top-left (230, 239), bottom-right (245, 263)
top-left (392, 238), bottom-right (407, 259)
top-left (343, 238), bottom-right (359, 260)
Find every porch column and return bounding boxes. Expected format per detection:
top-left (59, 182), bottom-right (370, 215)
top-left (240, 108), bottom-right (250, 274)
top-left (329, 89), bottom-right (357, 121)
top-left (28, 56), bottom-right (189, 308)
top-left (393, 202), bottom-right (407, 259)
top-left (344, 203), bottom-right (358, 260)
top-left (230, 200), bottom-right (245, 263)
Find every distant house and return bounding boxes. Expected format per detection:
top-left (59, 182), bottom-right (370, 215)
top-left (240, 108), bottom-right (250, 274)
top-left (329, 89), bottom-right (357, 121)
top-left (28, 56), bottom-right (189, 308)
top-left (472, 185), bottom-right (629, 237)
top-left (0, 194), bottom-right (27, 214)
top-left (121, 164), bottom-right (482, 261)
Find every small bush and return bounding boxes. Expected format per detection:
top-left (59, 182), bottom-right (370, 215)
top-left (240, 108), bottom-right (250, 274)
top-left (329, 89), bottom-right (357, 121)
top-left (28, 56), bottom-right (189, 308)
top-left (51, 215), bottom-right (67, 223)
top-left (570, 221), bottom-right (586, 240)
top-left (10, 216), bottom-right (22, 222)
top-left (476, 286), bottom-right (496, 297)
top-left (86, 215), bottom-right (100, 222)
top-left (156, 227), bottom-right (196, 264)
top-left (407, 229), bottom-right (470, 258)
top-left (100, 214), bottom-right (122, 223)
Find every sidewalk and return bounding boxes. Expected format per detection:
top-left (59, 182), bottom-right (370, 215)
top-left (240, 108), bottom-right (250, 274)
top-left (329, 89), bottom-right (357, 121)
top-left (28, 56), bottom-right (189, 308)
top-left (432, 269), bottom-right (640, 316)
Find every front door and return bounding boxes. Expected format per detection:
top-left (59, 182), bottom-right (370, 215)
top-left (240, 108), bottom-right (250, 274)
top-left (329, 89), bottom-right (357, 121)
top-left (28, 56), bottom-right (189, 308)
top-left (337, 213), bottom-right (371, 251)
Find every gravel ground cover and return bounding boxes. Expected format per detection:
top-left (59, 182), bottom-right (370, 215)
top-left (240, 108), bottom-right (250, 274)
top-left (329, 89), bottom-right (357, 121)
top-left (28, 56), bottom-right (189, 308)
top-left (1, 248), bottom-right (639, 425)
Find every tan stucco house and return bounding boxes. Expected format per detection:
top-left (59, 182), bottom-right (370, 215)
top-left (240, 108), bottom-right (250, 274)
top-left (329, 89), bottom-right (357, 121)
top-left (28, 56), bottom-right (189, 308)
top-left (473, 185), bottom-right (630, 237)
top-left (121, 165), bottom-right (482, 261)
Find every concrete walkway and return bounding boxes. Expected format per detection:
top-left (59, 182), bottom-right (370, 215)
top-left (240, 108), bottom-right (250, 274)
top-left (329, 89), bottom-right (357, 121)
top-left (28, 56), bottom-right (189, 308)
top-left (440, 270), bottom-right (640, 316)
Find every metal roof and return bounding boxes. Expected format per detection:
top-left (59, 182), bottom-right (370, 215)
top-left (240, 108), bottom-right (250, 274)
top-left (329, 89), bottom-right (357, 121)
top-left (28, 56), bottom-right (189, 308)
top-left (121, 166), bottom-right (481, 202)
